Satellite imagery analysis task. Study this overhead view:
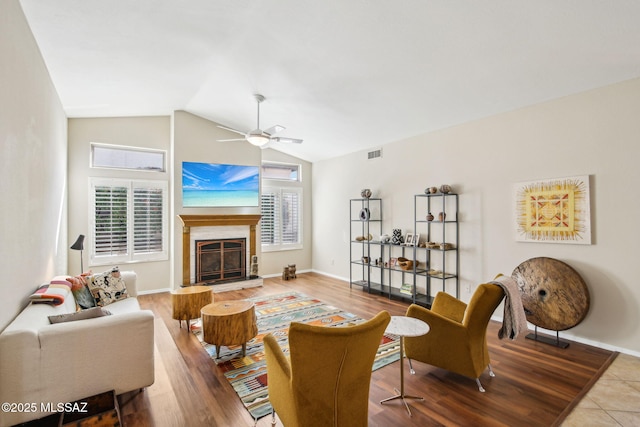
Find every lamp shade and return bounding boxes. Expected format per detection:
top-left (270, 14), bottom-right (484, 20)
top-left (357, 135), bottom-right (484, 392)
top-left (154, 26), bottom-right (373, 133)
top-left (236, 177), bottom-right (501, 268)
top-left (70, 234), bottom-right (85, 250)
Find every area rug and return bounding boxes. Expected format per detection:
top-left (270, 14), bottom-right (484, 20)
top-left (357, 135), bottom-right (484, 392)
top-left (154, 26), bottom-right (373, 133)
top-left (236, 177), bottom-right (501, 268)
top-left (192, 291), bottom-right (400, 421)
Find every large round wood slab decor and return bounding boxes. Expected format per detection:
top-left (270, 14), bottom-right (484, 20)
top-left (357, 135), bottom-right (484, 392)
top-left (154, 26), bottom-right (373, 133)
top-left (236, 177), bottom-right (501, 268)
top-left (512, 257), bottom-right (590, 331)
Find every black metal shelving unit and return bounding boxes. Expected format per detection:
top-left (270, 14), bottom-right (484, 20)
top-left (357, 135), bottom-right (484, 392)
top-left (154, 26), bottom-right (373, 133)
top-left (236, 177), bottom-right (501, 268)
top-left (413, 192), bottom-right (460, 306)
top-left (349, 194), bottom-right (459, 308)
top-left (349, 198), bottom-right (383, 293)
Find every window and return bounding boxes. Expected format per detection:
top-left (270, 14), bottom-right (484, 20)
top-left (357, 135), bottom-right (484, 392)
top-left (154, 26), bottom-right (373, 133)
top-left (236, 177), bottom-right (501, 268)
top-left (261, 186), bottom-right (303, 251)
top-left (261, 162), bottom-right (301, 181)
top-left (91, 143), bottom-right (166, 172)
top-left (89, 178), bottom-right (168, 265)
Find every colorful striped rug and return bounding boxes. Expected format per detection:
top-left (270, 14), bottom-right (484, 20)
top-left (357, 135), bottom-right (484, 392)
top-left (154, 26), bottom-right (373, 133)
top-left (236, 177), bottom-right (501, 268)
top-left (192, 291), bottom-right (400, 421)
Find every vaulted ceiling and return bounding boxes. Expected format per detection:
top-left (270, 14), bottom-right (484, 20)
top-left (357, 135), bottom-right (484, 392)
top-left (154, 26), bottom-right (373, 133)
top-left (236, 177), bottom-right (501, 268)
top-left (20, 0), bottom-right (640, 162)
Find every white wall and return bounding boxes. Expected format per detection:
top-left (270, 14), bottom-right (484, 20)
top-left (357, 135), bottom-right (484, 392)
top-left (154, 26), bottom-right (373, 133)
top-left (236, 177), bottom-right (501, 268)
top-left (0, 0), bottom-right (68, 330)
top-left (312, 78), bottom-right (640, 355)
top-left (67, 116), bottom-right (171, 292)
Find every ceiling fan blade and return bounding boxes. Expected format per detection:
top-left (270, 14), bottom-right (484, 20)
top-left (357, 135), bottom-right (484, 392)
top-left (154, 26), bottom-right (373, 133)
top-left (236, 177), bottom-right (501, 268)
top-left (272, 136), bottom-right (303, 144)
top-left (263, 125), bottom-right (285, 136)
top-left (217, 138), bottom-right (246, 142)
top-left (217, 125), bottom-right (247, 136)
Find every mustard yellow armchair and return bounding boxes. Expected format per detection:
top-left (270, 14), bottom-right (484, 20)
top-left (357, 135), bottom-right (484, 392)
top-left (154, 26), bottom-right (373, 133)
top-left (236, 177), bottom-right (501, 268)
top-left (404, 284), bottom-right (504, 392)
top-left (264, 310), bottom-right (391, 427)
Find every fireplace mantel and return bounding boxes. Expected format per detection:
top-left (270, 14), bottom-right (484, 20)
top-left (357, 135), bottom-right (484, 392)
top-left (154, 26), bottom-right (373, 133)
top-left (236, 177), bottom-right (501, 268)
top-left (178, 214), bottom-right (261, 286)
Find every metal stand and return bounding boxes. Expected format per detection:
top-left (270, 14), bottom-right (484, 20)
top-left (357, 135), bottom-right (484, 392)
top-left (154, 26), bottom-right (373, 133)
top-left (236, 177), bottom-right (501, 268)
top-left (380, 336), bottom-right (424, 416)
top-left (526, 326), bottom-right (570, 348)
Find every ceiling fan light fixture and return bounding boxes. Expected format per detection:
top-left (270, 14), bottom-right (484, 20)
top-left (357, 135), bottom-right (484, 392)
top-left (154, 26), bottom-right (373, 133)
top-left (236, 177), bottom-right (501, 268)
top-left (246, 132), bottom-right (270, 147)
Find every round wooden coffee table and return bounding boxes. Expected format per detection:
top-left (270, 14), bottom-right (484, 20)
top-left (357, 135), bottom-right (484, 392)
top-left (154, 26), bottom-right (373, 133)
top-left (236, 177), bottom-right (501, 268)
top-left (201, 300), bottom-right (258, 358)
top-left (171, 285), bottom-right (213, 331)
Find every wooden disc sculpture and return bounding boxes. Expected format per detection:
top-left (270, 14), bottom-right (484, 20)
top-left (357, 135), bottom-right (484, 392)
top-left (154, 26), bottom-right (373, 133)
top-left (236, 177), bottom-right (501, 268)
top-left (511, 257), bottom-right (590, 331)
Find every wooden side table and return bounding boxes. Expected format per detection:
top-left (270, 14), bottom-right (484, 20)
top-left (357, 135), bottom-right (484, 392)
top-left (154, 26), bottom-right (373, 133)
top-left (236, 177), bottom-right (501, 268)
top-left (201, 300), bottom-right (258, 358)
top-left (171, 285), bottom-right (213, 331)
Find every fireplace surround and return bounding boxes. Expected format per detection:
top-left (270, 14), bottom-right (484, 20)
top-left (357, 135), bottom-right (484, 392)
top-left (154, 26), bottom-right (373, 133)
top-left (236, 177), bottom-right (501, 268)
top-left (178, 215), bottom-right (260, 286)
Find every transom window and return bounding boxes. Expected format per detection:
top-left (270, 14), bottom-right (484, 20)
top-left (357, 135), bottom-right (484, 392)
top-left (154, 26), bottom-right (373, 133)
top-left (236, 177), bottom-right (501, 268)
top-left (91, 143), bottom-right (166, 172)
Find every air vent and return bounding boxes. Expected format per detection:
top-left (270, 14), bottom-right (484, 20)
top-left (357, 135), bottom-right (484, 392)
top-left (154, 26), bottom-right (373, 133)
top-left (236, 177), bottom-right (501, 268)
top-left (367, 148), bottom-right (382, 160)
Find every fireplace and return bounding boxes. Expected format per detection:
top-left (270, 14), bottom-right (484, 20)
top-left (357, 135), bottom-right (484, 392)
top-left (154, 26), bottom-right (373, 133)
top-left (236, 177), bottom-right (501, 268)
top-left (195, 238), bottom-right (246, 283)
top-left (178, 214), bottom-right (261, 286)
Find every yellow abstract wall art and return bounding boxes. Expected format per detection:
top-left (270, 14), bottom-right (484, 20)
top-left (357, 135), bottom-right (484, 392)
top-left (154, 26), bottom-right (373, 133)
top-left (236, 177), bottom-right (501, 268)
top-left (514, 175), bottom-right (591, 244)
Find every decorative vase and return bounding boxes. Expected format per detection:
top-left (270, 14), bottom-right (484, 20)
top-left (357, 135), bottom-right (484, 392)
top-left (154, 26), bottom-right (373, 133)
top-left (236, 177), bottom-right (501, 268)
top-left (438, 212), bottom-right (446, 221)
top-left (361, 188), bottom-right (372, 198)
top-left (426, 212), bottom-right (434, 221)
top-left (439, 184), bottom-right (452, 194)
top-left (391, 229), bottom-right (403, 245)
top-left (424, 186), bottom-right (438, 195)
top-left (359, 208), bottom-right (370, 221)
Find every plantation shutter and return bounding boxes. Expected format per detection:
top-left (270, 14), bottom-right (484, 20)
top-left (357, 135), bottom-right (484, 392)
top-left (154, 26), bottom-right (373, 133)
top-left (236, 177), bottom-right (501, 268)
top-left (261, 186), bottom-right (302, 251)
top-left (261, 190), bottom-right (279, 245)
top-left (133, 185), bottom-right (164, 254)
top-left (94, 185), bottom-right (128, 256)
top-left (281, 189), bottom-right (300, 244)
top-left (90, 178), bottom-right (168, 265)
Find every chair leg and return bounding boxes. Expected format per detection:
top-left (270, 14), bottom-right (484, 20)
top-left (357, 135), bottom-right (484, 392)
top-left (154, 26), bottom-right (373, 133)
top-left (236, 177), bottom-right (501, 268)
top-left (488, 364), bottom-right (496, 377)
top-left (408, 357), bottom-right (415, 375)
top-left (271, 411), bottom-right (277, 426)
top-left (475, 378), bottom-right (486, 392)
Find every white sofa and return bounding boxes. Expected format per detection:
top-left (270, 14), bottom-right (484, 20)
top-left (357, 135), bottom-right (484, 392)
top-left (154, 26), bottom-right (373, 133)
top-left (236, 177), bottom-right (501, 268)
top-left (0, 271), bottom-right (154, 426)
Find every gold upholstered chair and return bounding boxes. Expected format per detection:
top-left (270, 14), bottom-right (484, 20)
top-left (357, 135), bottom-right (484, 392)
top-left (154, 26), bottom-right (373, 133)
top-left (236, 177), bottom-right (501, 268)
top-left (404, 283), bottom-right (505, 392)
top-left (264, 310), bottom-right (391, 427)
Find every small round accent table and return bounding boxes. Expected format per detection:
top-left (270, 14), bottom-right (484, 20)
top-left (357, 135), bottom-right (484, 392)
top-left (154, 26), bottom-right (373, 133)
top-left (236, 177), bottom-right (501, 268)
top-left (380, 316), bottom-right (430, 416)
top-left (201, 300), bottom-right (258, 358)
top-left (171, 286), bottom-right (213, 331)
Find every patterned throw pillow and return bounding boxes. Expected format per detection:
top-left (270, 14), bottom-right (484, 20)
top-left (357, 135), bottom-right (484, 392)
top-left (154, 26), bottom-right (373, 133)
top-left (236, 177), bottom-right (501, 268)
top-left (87, 267), bottom-right (128, 307)
top-left (67, 273), bottom-right (96, 309)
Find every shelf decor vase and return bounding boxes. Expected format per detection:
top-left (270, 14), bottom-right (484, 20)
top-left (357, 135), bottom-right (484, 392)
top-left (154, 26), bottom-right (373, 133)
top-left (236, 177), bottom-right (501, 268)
top-left (438, 212), bottom-right (446, 221)
top-left (391, 229), bottom-right (403, 245)
top-left (426, 212), bottom-right (434, 221)
top-left (361, 188), bottom-right (372, 198)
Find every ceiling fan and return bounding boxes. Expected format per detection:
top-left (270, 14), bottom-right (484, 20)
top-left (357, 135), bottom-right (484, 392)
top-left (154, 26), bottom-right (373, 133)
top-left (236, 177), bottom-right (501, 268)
top-left (217, 94), bottom-right (303, 149)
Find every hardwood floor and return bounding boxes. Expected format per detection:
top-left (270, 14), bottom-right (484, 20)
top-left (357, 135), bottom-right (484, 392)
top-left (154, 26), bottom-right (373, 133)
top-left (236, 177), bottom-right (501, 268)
top-left (119, 272), bottom-right (615, 427)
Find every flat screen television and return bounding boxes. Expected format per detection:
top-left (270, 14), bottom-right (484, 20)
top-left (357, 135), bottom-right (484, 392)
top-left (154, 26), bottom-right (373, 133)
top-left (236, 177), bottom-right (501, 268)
top-left (182, 161), bottom-right (260, 207)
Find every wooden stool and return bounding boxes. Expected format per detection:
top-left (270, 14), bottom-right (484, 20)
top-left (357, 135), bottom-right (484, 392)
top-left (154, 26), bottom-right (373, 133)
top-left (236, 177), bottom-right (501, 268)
top-left (171, 285), bottom-right (213, 331)
top-left (201, 300), bottom-right (258, 358)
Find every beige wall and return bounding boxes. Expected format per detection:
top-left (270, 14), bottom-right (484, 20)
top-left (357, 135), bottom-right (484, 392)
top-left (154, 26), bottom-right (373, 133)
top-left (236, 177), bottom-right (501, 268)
top-left (0, 0), bottom-right (68, 330)
top-left (312, 77), bottom-right (640, 355)
top-left (65, 111), bottom-right (313, 293)
top-left (67, 117), bottom-right (171, 292)
top-left (172, 111), bottom-right (313, 284)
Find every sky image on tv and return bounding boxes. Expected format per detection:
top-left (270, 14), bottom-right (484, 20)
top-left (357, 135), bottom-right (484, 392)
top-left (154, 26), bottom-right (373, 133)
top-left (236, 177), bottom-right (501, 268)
top-left (182, 161), bottom-right (259, 207)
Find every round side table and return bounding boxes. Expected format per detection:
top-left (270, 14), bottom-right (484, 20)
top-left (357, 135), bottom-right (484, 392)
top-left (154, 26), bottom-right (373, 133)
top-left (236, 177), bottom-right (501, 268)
top-left (380, 316), bottom-right (430, 416)
top-left (201, 300), bottom-right (258, 358)
top-left (171, 285), bottom-right (213, 331)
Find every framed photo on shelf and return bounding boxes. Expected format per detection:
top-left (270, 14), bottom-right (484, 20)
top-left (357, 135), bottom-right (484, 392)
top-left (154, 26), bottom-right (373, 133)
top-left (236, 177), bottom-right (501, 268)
top-left (404, 233), bottom-right (414, 246)
top-left (389, 257), bottom-right (398, 268)
top-left (413, 233), bottom-right (421, 246)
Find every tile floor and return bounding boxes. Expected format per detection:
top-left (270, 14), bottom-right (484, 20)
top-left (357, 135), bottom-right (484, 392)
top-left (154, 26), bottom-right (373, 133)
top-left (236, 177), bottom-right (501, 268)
top-left (562, 353), bottom-right (640, 426)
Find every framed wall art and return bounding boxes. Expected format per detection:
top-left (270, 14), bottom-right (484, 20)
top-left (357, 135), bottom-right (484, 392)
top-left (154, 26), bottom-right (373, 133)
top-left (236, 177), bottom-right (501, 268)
top-left (514, 175), bottom-right (591, 244)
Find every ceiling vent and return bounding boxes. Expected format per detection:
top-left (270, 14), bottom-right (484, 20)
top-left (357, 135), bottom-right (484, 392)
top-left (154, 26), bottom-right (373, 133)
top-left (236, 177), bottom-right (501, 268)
top-left (367, 148), bottom-right (382, 160)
